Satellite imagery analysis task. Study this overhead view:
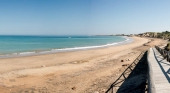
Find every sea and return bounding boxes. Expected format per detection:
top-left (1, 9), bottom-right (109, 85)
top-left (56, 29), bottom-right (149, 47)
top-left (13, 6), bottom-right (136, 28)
top-left (0, 35), bottom-right (133, 58)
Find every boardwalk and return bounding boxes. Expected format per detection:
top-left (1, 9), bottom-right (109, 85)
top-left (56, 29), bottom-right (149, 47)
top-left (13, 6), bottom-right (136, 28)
top-left (148, 48), bottom-right (170, 93)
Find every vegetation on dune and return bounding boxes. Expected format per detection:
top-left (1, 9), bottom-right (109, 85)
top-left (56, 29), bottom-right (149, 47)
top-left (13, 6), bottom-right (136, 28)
top-left (165, 42), bottom-right (170, 51)
top-left (158, 31), bottom-right (170, 39)
top-left (138, 31), bottom-right (170, 40)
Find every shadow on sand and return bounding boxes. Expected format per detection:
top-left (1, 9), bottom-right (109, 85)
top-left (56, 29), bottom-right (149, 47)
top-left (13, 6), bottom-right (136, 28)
top-left (106, 51), bottom-right (148, 93)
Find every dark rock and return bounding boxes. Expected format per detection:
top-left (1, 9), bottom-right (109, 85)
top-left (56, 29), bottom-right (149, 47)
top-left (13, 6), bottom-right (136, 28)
top-left (122, 64), bottom-right (129, 66)
top-left (121, 60), bottom-right (124, 62)
top-left (72, 87), bottom-right (76, 90)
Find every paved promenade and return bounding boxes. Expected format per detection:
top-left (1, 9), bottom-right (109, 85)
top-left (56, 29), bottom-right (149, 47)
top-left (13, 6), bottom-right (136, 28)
top-left (148, 48), bottom-right (170, 93)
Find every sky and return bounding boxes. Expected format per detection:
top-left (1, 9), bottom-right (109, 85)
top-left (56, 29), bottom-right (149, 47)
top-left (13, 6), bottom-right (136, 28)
top-left (0, 0), bottom-right (170, 35)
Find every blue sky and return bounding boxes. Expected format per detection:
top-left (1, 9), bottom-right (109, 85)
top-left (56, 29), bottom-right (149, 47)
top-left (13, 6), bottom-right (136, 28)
top-left (0, 0), bottom-right (170, 35)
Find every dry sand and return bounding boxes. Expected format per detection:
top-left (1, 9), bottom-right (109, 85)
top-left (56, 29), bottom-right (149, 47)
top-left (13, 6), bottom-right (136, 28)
top-left (0, 36), bottom-right (167, 93)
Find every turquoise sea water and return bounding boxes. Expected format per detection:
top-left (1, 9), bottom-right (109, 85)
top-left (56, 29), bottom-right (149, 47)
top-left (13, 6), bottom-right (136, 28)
top-left (0, 35), bottom-right (131, 57)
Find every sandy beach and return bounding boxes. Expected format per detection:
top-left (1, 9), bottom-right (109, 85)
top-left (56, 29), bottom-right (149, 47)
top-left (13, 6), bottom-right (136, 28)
top-left (0, 36), bottom-right (167, 93)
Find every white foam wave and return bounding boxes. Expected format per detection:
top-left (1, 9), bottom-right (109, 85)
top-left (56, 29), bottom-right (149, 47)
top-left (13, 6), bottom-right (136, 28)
top-left (49, 37), bottom-right (131, 52)
top-left (19, 51), bottom-right (35, 55)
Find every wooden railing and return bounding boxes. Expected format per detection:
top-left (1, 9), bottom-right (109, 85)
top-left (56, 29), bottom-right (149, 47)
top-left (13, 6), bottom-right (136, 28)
top-left (105, 51), bottom-right (145, 93)
top-left (155, 46), bottom-right (170, 62)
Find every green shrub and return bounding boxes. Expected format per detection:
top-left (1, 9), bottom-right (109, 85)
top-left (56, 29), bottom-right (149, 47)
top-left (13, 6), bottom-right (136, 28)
top-left (165, 42), bottom-right (170, 50)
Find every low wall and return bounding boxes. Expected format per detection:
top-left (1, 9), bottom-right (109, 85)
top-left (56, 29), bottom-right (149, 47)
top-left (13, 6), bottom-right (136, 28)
top-left (147, 48), bottom-right (156, 93)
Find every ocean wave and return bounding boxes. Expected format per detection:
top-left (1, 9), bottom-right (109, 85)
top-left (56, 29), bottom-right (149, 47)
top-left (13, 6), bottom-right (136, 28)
top-left (19, 51), bottom-right (36, 55)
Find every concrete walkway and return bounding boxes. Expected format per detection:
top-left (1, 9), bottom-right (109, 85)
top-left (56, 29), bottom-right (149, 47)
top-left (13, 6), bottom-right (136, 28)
top-left (148, 48), bottom-right (170, 93)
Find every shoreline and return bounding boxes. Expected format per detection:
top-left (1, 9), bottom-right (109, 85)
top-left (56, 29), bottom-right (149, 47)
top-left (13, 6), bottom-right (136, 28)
top-left (0, 36), bottom-right (132, 58)
top-left (0, 36), bottom-right (148, 73)
top-left (0, 36), bottom-right (167, 93)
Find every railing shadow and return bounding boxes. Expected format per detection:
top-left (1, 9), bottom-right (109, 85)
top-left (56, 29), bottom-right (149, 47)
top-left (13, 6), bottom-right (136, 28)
top-left (106, 51), bottom-right (148, 93)
top-left (153, 48), bottom-right (170, 83)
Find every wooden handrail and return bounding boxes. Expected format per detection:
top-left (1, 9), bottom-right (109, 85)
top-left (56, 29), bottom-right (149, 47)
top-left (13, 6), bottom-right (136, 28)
top-left (155, 46), bottom-right (170, 62)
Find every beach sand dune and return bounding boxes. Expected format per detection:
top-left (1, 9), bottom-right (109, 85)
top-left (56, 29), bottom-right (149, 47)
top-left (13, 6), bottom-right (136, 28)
top-left (0, 37), bottom-right (167, 93)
